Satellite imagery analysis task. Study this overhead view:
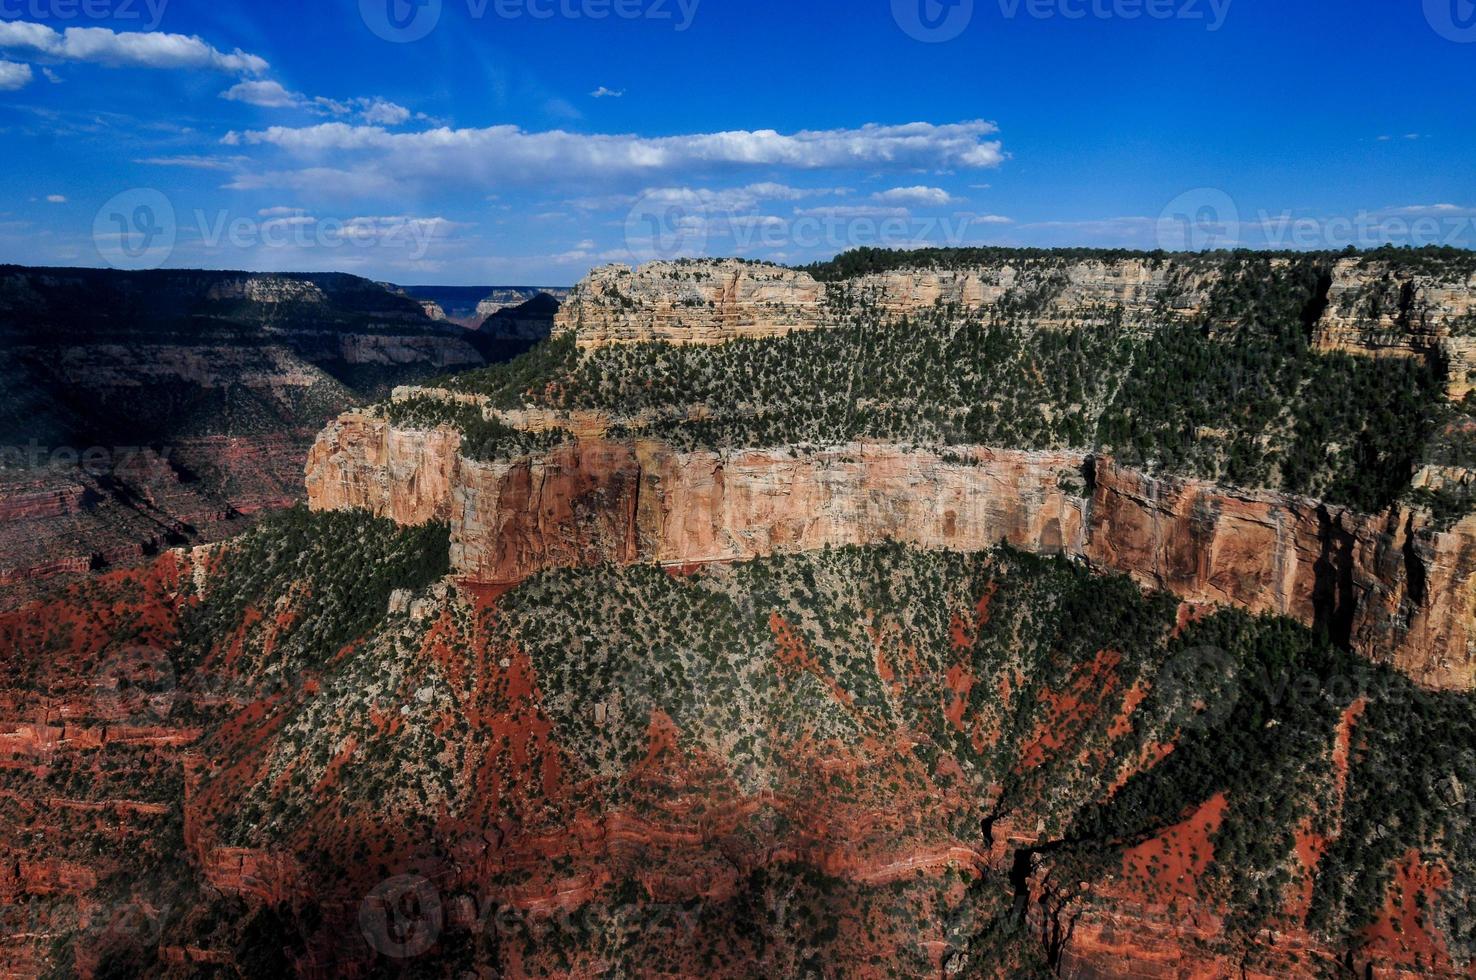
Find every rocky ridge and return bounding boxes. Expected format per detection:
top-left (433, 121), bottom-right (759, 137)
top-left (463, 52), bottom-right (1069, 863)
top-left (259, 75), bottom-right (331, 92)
top-left (558, 256), bottom-right (1476, 400)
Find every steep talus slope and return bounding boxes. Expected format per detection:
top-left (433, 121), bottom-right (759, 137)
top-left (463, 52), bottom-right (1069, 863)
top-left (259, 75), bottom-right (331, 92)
top-left (0, 267), bottom-right (491, 602)
top-left (4, 509), bottom-right (1474, 977)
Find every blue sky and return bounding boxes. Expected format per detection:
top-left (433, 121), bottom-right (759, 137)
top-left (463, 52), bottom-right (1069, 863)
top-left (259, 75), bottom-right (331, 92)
top-left (0, 0), bottom-right (1472, 284)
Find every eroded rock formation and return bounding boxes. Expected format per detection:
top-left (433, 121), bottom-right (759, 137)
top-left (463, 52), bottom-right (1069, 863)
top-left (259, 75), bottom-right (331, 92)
top-left (1313, 256), bottom-right (1476, 398)
top-left (306, 417), bottom-right (1476, 689)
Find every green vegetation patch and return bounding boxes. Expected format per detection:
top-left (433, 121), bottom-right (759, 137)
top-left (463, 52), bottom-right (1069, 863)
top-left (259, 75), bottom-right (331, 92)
top-left (181, 505), bottom-right (450, 673)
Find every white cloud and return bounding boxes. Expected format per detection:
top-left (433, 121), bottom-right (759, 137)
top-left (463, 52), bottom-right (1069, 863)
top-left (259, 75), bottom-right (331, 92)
top-left (41, 66), bottom-right (60, 83)
top-left (0, 22), bottom-right (267, 74)
top-left (45, 194), bottom-right (66, 203)
top-left (222, 80), bottom-right (298, 108)
top-left (222, 80), bottom-right (412, 127)
top-left (591, 86), bottom-right (624, 98)
top-left (873, 186), bottom-right (961, 206)
top-left (226, 120), bottom-right (1005, 194)
top-left (602, 183), bottom-right (849, 215)
top-left (0, 60), bottom-right (30, 91)
top-left (1387, 203), bottom-right (1467, 216)
top-left (223, 166), bottom-right (402, 197)
top-left (359, 99), bottom-right (411, 126)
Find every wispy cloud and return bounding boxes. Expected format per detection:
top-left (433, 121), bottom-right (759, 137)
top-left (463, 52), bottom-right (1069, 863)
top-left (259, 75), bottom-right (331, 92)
top-left (136, 154), bottom-right (249, 171)
top-left (221, 79), bottom-right (298, 108)
top-left (591, 86), bottom-right (625, 98)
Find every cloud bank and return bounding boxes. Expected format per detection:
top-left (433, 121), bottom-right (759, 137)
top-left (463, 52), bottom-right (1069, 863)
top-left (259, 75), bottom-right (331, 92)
top-left (223, 120), bottom-right (1005, 192)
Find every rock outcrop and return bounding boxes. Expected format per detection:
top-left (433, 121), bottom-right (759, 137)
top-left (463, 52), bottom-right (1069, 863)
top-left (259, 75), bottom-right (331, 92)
top-left (840, 257), bottom-right (1220, 326)
top-left (306, 417), bottom-right (1476, 690)
top-left (556, 257), bottom-right (1476, 380)
top-left (1312, 256), bottom-right (1476, 399)
top-left (555, 260), bottom-right (830, 347)
top-left (553, 257), bottom-right (1229, 348)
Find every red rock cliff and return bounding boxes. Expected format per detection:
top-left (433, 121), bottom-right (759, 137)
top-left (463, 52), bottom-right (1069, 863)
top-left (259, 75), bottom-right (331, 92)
top-left (306, 417), bottom-right (1476, 690)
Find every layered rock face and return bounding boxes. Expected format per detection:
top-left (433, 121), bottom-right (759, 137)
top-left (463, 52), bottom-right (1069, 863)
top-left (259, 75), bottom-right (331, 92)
top-left (1090, 462), bottom-right (1476, 689)
top-left (554, 257), bottom-right (1229, 348)
top-left (306, 419), bottom-right (1476, 689)
top-left (555, 260), bottom-right (830, 347)
top-left (1312, 256), bottom-right (1476, 398)
top-left (841, 257), bottom-right (1220, 325)
top-left (558, 256), bottom-right (1476, 367)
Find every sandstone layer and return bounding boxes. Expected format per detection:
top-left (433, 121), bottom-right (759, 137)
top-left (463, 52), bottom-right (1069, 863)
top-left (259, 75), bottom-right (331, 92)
top-left (557, 258), bottom-right (1476, 401)
top-left (1311, 256), bottom-right (1476, 398)
top-left (554, 257), bottom-right (1223, 348)
top-left (554, 260), bottom-right (830, 347)
top-left (306, 417), bottom-right (1476, 690)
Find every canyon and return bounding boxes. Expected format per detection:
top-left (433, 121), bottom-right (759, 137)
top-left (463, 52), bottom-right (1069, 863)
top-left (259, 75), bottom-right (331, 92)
top-left (7, 250), bottom-right (1476, 979)
top-left (0, 267), bottom-right (533, 603)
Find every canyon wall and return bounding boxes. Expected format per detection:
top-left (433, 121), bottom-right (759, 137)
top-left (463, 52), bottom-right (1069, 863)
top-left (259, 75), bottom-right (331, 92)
top-left (1312, 256), bottom-right (1476, 399)
top-left (306, 417), bottom-right (1476, 690)
top-left (553, 257), bottom-right (1217, 347)
top-left (555, 261), bottom-right (830, 347)
top-left (0, 266), bottom-right (495, 600)
top-left (557, 259), bottom-right (1476, 399)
